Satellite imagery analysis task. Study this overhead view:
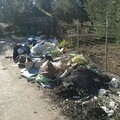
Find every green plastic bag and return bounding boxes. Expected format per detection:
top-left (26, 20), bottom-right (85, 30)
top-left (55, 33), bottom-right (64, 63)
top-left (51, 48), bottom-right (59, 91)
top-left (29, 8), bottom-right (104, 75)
top-left (35, 74), bottom-right (54, 84)
top-left (51, 50), bottom-right (61, 57)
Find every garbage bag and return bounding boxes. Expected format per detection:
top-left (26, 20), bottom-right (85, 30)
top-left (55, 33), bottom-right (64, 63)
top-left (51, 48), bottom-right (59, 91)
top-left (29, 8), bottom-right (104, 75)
top-left (31, 43), bottom-right (45, 55)
top-left (51, 50), bottom-right (61, 57)
top-left (44, 42), bottom-right (56, 51)
top-left (27, 35), bottom-right (37, 45)
top-left (40, 60), bottom-right (57, 79)
top-left (35, 74), bottom-right (53, 84)
top-left (17, 55), bottom-right (27, 63)
top-left (52, 37), bottom-right (58, 45)
top-left (36, 74), bottom-right (62, 88)
top-left (13, 44), bottom-right (30, 63)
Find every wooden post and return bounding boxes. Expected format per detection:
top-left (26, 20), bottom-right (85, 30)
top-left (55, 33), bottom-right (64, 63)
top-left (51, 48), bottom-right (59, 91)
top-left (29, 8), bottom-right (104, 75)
top-left (77, 19), bottom-right (79, 48)
top-left (105, 17), bottom-right (108, 71)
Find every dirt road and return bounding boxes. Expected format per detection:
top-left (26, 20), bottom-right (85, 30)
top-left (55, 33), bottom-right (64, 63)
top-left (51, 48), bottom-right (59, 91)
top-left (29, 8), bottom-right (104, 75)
top-left (0, 39), bottom-right (66, 120)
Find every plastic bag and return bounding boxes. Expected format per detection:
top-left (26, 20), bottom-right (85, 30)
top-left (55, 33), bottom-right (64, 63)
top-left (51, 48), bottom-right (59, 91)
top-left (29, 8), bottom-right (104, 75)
top-left (51, 50), bottom-right (61, 57)
top-left (44, 42), bottom-right (56, 51)
top-left (36, 74), bottom-right (53, 84)
top-left (31, 43), bottom-right (45, 55)
top-left (110, 78), bottom-right (119, 88)
top-left (40, 60), bottom-right (57, 79)
top-left (52, 61), bottom-right (65, 72)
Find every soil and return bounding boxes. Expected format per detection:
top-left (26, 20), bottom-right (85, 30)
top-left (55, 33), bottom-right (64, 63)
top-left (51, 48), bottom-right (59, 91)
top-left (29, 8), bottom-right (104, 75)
top-left (78, 44), bottom-right (120, 76)
top-left (44, 86), bottom-right (109, 120)
top-left (0, 37), bottom-right (67, 120)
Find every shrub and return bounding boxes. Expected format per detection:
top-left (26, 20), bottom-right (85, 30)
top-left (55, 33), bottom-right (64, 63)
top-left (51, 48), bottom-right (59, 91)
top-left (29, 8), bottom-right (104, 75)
top-left (59, 38), bottom-right (75, 48)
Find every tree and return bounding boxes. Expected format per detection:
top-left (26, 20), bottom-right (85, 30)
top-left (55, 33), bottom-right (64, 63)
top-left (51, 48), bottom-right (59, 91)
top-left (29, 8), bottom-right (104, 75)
top-left (85, 0), bottom-right (120, 42)
top-left (52, 0), bottom-right (89, 23)
top-left (0, 0), bottom-right (25, 23)
top-left (35, 0), bottom-right (53, 13)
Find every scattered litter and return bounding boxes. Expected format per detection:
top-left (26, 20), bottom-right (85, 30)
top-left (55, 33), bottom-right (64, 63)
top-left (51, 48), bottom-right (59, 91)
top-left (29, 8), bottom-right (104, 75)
top-left (11, 36), bottom-right (120, 120)
top-left (0, 41), bottom-right (5, 44)
top-left (107, 110), bottom-right (114, 117)
top-left (13, 44), bottom-right (30, 63)
top-left (21, 68), bottom-right (38, 78)
top-left (93, 96), bottom-right (98, 100)
top-left (110, 78), bottom-right (119, 88)
top-left (25, 61), bottom-right (34, 70)
top-left (72, 96), bottom-right (80, 99)
top-left (98, 89), bottom-right (107, 96)
top-left (36, 74), bottom-right (53, 84)
top-left (40, 83), bottom-right (52, 88)
top-left (59, 70), bottom-right (68, 78)
top-left (31, 43), bottom-right (45, 55)
top-left (117, 91), bottom-right (120, 96)
top-left (109, 101), bottom-right (115, 108)
top-left (5, 56), bottom-right (13, 59)
top-left (40, 60), bottom-right (57, 79)
top-left (101, 106), bottom-right (114, 117)
top-left (51, 50), bottom-right (61, 57)
top-left (53, 57), bottom-right (62, 61)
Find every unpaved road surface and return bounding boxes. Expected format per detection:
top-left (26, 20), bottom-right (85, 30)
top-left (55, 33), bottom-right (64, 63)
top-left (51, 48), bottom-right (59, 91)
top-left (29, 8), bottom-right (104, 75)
top-left (0, 38), bottom-right (66, 120)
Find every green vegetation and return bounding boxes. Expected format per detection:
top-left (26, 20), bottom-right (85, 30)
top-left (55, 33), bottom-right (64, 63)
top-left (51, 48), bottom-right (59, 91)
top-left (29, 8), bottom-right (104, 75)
top-left (0, 0), bottom-right (120, 43)
top-left (85, 0), bottom-right (120, 43)
top-left (58, 38), bottom-right (75, 48)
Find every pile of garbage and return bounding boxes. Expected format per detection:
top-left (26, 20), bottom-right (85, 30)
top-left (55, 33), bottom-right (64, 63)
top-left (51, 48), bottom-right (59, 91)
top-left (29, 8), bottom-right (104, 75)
top-left (13, 35), bottom-right (120, 120)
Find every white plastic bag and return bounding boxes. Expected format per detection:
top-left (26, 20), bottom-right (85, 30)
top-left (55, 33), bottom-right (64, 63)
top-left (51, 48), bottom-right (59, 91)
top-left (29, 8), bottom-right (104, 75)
top-left (31, 43), bottom-right (45, 55)
top-left (110, 78), bottom-right (119, 88)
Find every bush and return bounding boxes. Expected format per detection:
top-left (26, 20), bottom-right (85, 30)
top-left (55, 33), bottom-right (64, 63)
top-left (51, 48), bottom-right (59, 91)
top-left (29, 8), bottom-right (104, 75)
top-left (58, 38), bottom-right (75, 48)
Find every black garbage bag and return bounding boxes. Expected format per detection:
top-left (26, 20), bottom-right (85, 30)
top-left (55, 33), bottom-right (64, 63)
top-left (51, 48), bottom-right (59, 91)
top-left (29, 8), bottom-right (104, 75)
top-left (13, 44), bottom-right (30, 63)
